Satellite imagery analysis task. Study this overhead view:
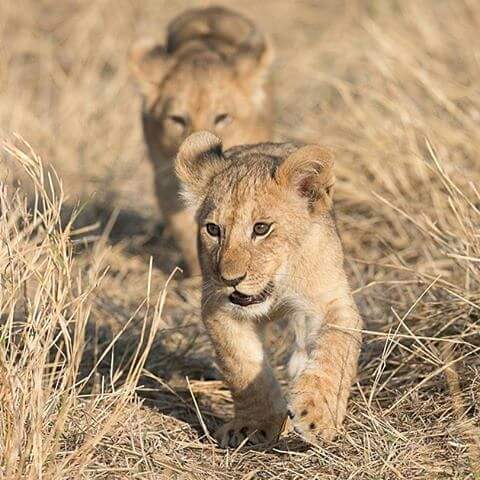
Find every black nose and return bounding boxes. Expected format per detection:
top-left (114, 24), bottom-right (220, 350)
top-left (220, 273), bottom-right (246, 287)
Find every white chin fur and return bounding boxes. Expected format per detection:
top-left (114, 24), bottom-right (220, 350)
top-left (229, 298), bottom-right (273, 319)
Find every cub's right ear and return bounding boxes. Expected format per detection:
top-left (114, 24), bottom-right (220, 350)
top-left (128, 38), bottom-right (170, 96)
top-left (175, 131), bottom-right (225, 208)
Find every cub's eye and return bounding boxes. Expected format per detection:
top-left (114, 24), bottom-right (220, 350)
top-left (214, 113), bottom-right (232, 127)
top-left (253, 222), bottom-right (271, 236)
top-left (206, 223), bottom-right (221, 237)
top-left (167, 115), bottom-right (187, 128)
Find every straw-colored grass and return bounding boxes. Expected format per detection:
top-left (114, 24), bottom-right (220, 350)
top-left (1, 0), bottom-right (479, 478)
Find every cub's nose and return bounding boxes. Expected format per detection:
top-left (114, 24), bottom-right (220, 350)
top-left (220, 273), bottom-right (246, 287)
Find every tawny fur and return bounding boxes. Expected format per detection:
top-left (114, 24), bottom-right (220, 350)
top-left (129, 7), bottom-right (274, 275)
top-left (176, 131), bottom-right (363, 448)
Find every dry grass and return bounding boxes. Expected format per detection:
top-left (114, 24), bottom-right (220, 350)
top-left (0, 0), bottom-right (479, 478)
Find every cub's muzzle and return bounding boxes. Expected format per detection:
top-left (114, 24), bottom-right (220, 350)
top-left (228, 281), bottom-right (274, 307)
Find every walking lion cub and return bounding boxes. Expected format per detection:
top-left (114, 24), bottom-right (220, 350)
top-left (129, 7), bottom-right (274, 275)
top-left (175, 131), bottom-right (363, 447)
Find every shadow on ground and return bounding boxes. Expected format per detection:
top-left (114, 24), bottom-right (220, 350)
top-left (62, 197), bottom-right (190, 275)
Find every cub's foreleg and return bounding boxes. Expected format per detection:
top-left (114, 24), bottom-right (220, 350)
top-left (168, 208), bottom-right (200, 277)
top-left (203, 304), bottom-right (287, 448)
top-left (288, 295), bottom-right (362, 442)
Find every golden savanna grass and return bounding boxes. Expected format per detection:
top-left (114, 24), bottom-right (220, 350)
top-left (1, 0), bottom-right (479, 478)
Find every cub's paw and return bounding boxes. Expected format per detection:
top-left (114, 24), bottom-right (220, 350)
top-left (215, 415), bottom-right (286, 449)
top-left (288, 374), bottom-right (345, 443)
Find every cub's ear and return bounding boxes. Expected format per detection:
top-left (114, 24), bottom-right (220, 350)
top-left (235, 36), bottom-right (274, 108)
top-left (175, 131), bottom-right (225, 207)
top-left (236, 35), bottom-right (274, 74)
top-left (276, 145), bottom-right (335, 211)
top-left (128, 38), bottom-right (170, 96)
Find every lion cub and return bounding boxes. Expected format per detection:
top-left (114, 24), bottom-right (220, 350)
top-left (175, 131), bottom-right (363, 447)
top-left (129, 7), bottom-right (274, 275)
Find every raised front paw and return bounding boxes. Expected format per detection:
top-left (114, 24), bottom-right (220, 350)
top-left (288, 372), bottom-right (347, 443)
top-left (215, 414), bottom-right (286, 448)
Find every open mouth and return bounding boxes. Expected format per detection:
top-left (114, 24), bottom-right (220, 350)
top-left (228, 282), bottom-right (274, 307)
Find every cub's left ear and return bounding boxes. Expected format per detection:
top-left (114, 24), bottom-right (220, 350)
top-left (235, 35), bottom-right (274, 75)
top-left (175, 131), bottom-right (226, 208)
top-left (276, 145), bottom-right (335, 211)
top-left (235, 36), bottom-right (274, 109)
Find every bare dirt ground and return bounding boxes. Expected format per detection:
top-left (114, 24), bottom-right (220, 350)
top-left (1, 0), bottom-right (480, 478)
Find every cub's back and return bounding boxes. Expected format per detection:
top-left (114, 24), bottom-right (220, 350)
top-left (166, 6), bottom-right (267, 59)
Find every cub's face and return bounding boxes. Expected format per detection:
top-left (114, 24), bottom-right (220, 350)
top-left (130, 41), bottom-right (273, 162)
top-left (198, 168), bottom-right (310, 316)
top-left (176, 132), bottom-right (335, 318)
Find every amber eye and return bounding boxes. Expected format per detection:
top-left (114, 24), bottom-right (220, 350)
top-left (206, 223), bottom-right (221, 237)
top-left (253, 222), bottom-right (271, 236)
top-left (214, 113), bottom-right (231, 127)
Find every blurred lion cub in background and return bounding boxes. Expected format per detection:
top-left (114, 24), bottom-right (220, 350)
top-left (129, 6), bottom-right (274, 276)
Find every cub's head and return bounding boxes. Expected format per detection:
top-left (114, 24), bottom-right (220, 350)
top-left (129, 35), bottom-right (273, 160)
top-left (176, 132), bottom-right (335, 317)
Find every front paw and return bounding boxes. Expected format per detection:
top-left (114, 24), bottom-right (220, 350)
top-left (288, 373), bottom-right (347, 443)
top-left (216, 415), bottom-right (286, 448)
